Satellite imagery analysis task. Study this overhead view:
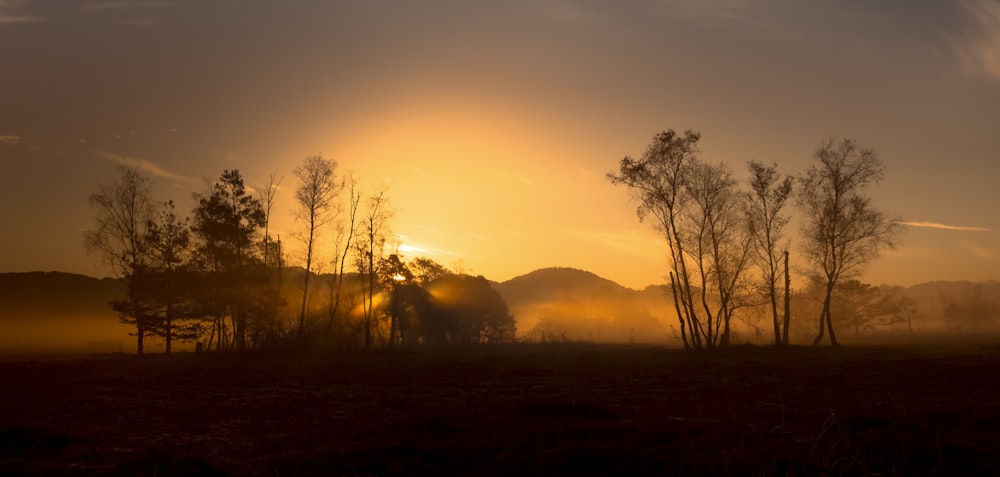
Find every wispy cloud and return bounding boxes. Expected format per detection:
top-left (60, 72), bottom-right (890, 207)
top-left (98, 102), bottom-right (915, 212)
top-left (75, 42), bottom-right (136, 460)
top-left (96, 151), bottom-right (193, 183)
top-left (950, 0), bottom-right (1000, 82)
top-left (900, 221), bottom-right (996, 233)
top-left (84, 1), bottom-right (173, 10)
top-left (565, 229), bottom-right (662, 260)
top-left (465, 230), bottom-right (489, 241)
top-left (0, 0), bottom-right (41, 24)
top-left (0, 134), bottom-right (20, 145)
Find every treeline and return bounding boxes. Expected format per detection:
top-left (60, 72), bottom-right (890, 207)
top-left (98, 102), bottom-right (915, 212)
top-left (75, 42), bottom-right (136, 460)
top-left (85, 159), bottom-right (515, 355)
top-left (609, 130), bottom-right (902, 348)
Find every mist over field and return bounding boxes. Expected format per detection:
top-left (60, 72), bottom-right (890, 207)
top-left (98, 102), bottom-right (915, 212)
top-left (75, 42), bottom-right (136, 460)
top-left (3, 269), bottom-right (997, 355)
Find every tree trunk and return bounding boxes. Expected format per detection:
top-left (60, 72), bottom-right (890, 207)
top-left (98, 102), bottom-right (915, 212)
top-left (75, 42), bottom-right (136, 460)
top-left (770, 287), bottom-right (781, 346)
top-left (669, 272), bottom-right (689, 349)
top-left (827, 300), bottom-right (839, 346)
top-left (165, 302), bottom-right (172, 354)
top-left (782, 251), bottom-right (791, 345)
top-left (814, 280), bottom-right (836, 345)
top-left (136, 326), bottom-right (145, 355)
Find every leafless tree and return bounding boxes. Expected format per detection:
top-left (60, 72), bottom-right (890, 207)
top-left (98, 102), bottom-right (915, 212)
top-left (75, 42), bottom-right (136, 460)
top-left (293, 155), bottom-right (341, 342)
top-left (796, 138), bottom-right (901, 346)
top-left (685, 160), bottom-right (754, 347)
top-left (257, 174), bottom-right (283, 270)
top-left (85, 166), bottom-right (155, 355)
top-left (608, 130), bottom-right (708, 348)
top-left (355, 188), bottom-right (393, 350)
top-left (745, 161), bottom-right (794, 345)
top-left (326, 171), bottom-right (361, 346)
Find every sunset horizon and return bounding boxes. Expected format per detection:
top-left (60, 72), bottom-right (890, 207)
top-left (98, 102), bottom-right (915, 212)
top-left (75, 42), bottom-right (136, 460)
top-left (3, 1), bottom-right (999, 290)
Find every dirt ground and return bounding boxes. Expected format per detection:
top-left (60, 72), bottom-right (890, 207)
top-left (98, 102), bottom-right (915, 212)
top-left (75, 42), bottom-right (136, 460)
top-left (1, 342), bottom-right (999, 476)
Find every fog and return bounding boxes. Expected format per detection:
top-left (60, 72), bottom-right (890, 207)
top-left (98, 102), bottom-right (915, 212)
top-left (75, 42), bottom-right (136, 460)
top-left (0, 316), bottom-right (133, 355)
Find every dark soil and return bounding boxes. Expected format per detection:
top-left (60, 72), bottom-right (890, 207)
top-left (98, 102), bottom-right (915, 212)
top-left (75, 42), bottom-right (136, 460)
top-left (2, 343), bottom-right (999, 476)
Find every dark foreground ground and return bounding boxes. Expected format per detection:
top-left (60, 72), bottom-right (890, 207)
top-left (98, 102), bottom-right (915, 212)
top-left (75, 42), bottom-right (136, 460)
top-left (1, 343), bottom-right (999, 476)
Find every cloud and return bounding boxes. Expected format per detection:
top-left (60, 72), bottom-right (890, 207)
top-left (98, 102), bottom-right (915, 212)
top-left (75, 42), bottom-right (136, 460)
top-left (0, 0), bottom-right (40, 24)
top-left (96, 151), bottom-right (193, 183)
top-left (84, 1), bottom-right (173, 10)
top-left (565, 228), bottom-right (662, 260)
top-left (950, 0), bottom-right (1000, 82)
top-left (899, 221), bottom-right (996, 233)
top-left (0, 134), bottom-right (20, 145)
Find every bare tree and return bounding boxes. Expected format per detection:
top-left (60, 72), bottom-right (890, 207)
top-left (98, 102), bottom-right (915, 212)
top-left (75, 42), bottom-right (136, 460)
top-left (685, 160), bottom-right (754, 347)
top-left (85, 166), bottom-right (155, 355)
top-left (257, 174), bottom-right (283, 270)
top-left (608, 130), bottom-right (705, 348)
top-left (326, 171), bottom-right (361, 346)
top-left (355, 188), bottom-right (393, 350)
top-left (293, 155), bottom-right (341, 342)
top-left (745, 161), bottom-right (794, 345)
top-left (796, 138), bottom-right (901, 346)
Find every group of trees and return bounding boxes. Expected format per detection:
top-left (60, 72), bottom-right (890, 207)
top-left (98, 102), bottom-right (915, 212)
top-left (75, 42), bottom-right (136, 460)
top-left (86, 158), bottom-right (515, 354)
top-left (609, 130), bottom-right (900, 348)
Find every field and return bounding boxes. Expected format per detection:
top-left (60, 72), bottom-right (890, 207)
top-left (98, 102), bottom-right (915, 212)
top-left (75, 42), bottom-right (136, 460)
top-left (2, 343), bottom-right (999, 476)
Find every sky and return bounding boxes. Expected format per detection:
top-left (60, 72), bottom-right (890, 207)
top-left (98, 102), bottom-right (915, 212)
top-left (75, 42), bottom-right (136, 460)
top-left (1, 0), bottom-right (998, 290)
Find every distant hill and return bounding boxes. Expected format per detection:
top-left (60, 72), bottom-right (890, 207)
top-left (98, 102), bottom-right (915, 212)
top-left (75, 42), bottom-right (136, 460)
top-left (0, 272), bottom-right (124, 320)
top-left (0, 272), bottom-right (130, 353)
top-left (494, 267), bottom-right (631, 305)
top-left (495, 268), bottom-right (676, 344)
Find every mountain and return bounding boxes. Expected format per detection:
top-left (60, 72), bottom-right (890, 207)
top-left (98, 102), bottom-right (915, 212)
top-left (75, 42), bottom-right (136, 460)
top-left (495, 267), bottom-right (631, 305)
top-left (495, 268), bottom-right (676, 344)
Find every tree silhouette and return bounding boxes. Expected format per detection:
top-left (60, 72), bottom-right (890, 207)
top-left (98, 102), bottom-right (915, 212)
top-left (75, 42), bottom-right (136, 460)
top-left (293, 155), bottom-right (341, 342)
top-left (191, 170), bottom-right (266, 351)
top-left (326, 171), bottom-right (361, 346)
top-left (745, 161), bottom-right (794, 345)
top-left (144, 200), bottom-right (199, 353)
top-left (85, 166), bottom-right (155, 355)
top-left (685, 160), bottom-right (754, 347)
top-left (355, 188), bottom-right (393, 350)
top-left (796, 138), bottom-right (901, 346)
top-left (609, 130), bottom-right (703, 348)
top-left (609, 130), bottom-right (753, 348)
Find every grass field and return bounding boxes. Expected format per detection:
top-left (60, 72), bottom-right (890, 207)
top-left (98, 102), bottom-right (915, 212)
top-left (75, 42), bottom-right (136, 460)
top-left (2, 342), bottom-right (999, 476)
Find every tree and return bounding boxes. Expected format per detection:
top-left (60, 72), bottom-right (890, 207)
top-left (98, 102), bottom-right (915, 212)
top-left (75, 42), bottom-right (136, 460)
top-left (379, 253), bottom-right (415, 347)
top-left (85, 166), bottom-right (155, 355)
top-left (191, 170), bottom-right (266, 351)
top-left (796, 138), bottom-right (901, 346)
top-left (355, 188), bottom-right (392, 350)
top-left (253, 173), bottom-right (286, 349)
top-left (830, 279), bottom-right (881, 336)
top-left (410, 256), bottom-right (450, 286)
top-left (326, 171), bottom-right (361, 346)
top-left (685, 160), bottom-right (754, 347)
top-left (257, 173), bottom-right (283, 270)
top-left (422, 273), bottom-right (516, 345)
top-left (745, 161), bottom-right (794, 345)
top-left (293, 155), bottom-right (341, 342)
top-left (144, 200), bottom-right (198, 353)
top-left (609, 130), bottom-right (752, 348)
top-left (609, 130), bottom-right (703, 348)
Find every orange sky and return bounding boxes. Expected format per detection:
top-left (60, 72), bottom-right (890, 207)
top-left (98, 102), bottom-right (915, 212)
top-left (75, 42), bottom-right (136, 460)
top-left (1, 1), bottom-right (999, 289)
